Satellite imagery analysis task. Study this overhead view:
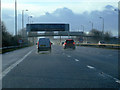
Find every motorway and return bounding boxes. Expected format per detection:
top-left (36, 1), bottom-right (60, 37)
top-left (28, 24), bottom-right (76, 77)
top-left (2, 44), bottom-right (120, 88)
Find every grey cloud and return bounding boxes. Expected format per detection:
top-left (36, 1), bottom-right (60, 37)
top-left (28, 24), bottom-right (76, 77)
top-left (2, 5), bottom-right (118, 36)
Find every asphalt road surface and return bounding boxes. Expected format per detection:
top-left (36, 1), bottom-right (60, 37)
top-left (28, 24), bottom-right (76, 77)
top-left (2, 45), bottom-right (120, 88)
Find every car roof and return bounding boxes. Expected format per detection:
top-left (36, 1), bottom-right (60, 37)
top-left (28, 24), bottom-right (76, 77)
top-left (39, 37), bottom-right (49, 39)
top-left (66, 39), bottom-right (73, 41)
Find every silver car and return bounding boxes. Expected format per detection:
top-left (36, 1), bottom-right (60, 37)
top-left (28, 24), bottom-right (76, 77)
top-left (37, 38), bottom-right (51, 52)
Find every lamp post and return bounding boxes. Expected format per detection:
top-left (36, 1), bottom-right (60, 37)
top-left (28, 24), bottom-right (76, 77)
top-left (117, 9), bottom-right (120, 40)
top-left (81, 25), bottom-right (84, 32)
top-left (15, 0), bottom-right (17, 35)
top-left (112, 3), bottom-right (120, 80)
top-left (67, 31), bottom-right (70, 39)
top-left (114, 3), bottom-right (120, 40)
top-left (89, 21), bottom-right (93, 30)
top-left (22, 9), bottom-right (28, 29)
top-left (117, 1), bottom-right (120, 81)
top-left (81, 25), bottom-right (85, 43)
top-left (99, 17), bottom-right (104, 34)
top-left (28, 16), bottom-right (33, 24)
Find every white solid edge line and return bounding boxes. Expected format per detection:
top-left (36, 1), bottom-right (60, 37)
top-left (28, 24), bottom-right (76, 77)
top-left (0, 50), bottom-right (33, 80)
top-left (75, 59), bottom-right (79, 61)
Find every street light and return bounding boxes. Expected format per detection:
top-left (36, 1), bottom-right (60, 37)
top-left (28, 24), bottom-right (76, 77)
top-left (119, 1), bottom-right (120, 81)
top-left (114, 2), bottom-right (120, 80)
top-left (81, 25), bottom-right (84, 32)
top-left (89, 21), bottom-right (93, 30)
top-left (28, 16), bottom-right (33, 24)
top-left (15, 0), bottom-right (17, 35)
top-left (114, 8), bottom-right (120, 39)
top-left (99, 16), bottom-right (104, 34)
top-left (81, 25), bottom-right (86, 43)
top-left (22, 9), bottom-right (28, 29)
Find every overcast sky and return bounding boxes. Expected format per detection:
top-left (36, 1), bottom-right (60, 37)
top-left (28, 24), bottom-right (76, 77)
top-left (1, 0), bottom-right (119, 36)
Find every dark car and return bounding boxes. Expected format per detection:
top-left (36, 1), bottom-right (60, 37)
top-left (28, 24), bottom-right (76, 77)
top-left (98, 41), bottom-right (105, 44)
top-left (37, 38), bottom-right (52, 52)
top-left (63, 39), bottom-right (75, 49)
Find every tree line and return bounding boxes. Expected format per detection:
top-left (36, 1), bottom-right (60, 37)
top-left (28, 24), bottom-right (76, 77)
top-left (88, 29), bottom-right (113, 42)
top-left (2, 21), bottom-right (117, 47)
top-left (2, 21), bottom-right (28, 47)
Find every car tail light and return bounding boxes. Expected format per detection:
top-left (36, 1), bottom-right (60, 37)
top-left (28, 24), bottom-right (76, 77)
top-left (73, 42), bottom-right (75, 44)
top-left (37, 42), bottom-right (39, 45)
top-left (50, 42), bottom-right (51, 46)
top-left (64, 42), bottom-right (67, 45)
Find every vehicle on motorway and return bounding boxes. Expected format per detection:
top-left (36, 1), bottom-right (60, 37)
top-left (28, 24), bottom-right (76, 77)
top-left (98, 41), bottom-right (105, 44)
top-left (63, 39), bottom-right (75, 49)
top-left (37, 38), bottom-right (52, 52)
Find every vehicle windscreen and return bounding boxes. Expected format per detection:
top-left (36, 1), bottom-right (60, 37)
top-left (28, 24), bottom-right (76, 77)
top-left (39, 38), bottom-right (50, 46)
top-left (66, 40), bottom-right (74, 44)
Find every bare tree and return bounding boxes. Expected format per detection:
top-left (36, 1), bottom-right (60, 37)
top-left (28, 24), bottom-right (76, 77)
top-left (104, 31), bottom-right (112, 42)
top-left (88, 29), bottom-right (103, 42)
top-left (88, 29), bottom-right (112, 43)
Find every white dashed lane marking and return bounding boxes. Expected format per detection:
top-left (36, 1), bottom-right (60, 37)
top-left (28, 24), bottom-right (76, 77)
top-left (87, 65), bottom-right (95, 69)
top-left (75, 59), bottom-right (79, 61)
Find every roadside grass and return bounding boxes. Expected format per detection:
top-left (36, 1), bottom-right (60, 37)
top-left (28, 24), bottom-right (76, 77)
top-left (1, 45), bottom-right (33, 54)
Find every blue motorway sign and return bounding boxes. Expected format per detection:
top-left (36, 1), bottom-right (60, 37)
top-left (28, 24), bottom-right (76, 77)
top-left (26, 23), bottom-right (69, 32)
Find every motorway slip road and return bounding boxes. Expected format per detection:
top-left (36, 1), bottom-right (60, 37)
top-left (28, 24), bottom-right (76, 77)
top-left (2, 45), bottom-right (120, 88)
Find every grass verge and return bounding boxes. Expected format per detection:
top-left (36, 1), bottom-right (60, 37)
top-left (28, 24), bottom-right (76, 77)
top-left (1, 45), bottom-right (33, 54)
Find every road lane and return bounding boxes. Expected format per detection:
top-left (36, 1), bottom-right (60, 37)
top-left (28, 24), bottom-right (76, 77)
top-left (2, 46), bottom-right (35, 71)
top-left (63, 46), bottom-right (118, 79)
top-left (2, 50), bottom-right (33, 79)
top-left (2, 45), bottom-right (119, 88)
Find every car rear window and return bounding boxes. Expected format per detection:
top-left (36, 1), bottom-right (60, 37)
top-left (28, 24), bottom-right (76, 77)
top-left (66, 40), bottom-right (74, 43)
top-left (39, 38), bottom-right (50, 44)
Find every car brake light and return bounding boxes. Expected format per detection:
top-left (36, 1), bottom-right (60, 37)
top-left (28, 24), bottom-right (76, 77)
top-left (73, 42), bottom-right (75, 44)
top-left (37, 42), bottom-right (39, 45)
top-left (64, 42), bottom-right (67, 45)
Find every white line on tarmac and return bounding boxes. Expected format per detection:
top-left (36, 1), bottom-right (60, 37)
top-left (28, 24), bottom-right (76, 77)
top-left (67, 55), bottom-right (71, 58)
top-left (87, 65), bottom-right (120, 84)
top-left (0, 50), bottom-right (33, 80)
top-left (75, 59), bottom-right (79, 61)
top-left (87, 65), bottom-right (95, 69)
top-left (101, 73), bottom-right (120, 84)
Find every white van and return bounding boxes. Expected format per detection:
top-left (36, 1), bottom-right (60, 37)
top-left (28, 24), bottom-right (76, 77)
top-left (37, 38), bottom-right (51, 52)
